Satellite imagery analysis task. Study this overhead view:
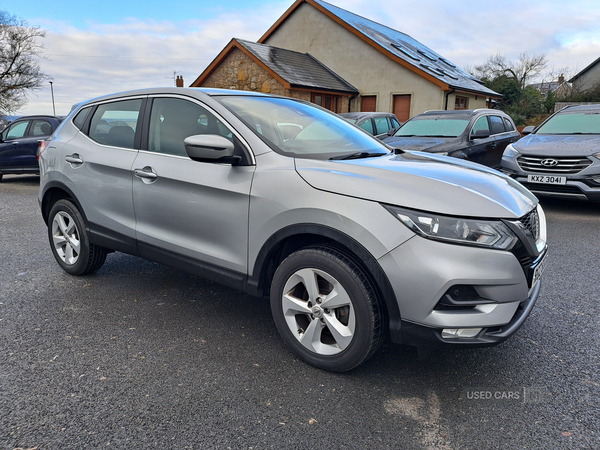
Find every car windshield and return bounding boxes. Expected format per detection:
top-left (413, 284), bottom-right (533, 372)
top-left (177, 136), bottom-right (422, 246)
top-left (536, 111), bottom-right (600, 135)
top-left (394, 115), bottom-right (470, 137)
top-left (216, 96), bottom-right (390, 159)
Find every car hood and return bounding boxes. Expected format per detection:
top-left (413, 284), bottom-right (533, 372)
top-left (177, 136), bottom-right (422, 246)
top-left (382, 136), bottom-right (454, 152)
top-left (514, 134), bottom-right (600, 156)
top-left (295, 152), bottom-right (536, 218)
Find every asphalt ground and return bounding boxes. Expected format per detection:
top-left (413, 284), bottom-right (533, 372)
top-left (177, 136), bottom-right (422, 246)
top-left (1, 174), bottom-right (599, 449)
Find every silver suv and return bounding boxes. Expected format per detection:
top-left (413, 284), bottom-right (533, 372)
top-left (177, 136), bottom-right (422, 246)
top-left (38, 88), bottom-right (548, 372)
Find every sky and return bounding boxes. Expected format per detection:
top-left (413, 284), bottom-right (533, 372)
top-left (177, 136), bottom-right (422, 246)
top-left (7, 0), bottom-right (600, 116)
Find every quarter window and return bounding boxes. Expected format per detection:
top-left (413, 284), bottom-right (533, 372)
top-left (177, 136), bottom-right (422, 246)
top-left (503, 117), bottom-right (515, 131)
top-left (88, 99), bottom-right (142, 149)
top-left (148, 97), bottom-right (233, 157)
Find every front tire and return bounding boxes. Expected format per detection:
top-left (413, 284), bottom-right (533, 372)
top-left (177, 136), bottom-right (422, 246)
top-left (270, 246), bottom-right (384, 372)
top-left (48, 199), bottom-right (107, 275)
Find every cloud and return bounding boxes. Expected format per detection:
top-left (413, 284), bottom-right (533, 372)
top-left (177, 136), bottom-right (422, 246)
top-left (19, 0), bottom-right (600, 115)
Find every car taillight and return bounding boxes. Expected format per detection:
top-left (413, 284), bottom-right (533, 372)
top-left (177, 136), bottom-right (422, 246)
top-left (37, 140), bottom-right (50, 161)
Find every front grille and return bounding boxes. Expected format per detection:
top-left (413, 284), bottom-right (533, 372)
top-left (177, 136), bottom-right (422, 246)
top-left (517, 156), bottom-right (592, 174)
top-left (518, 209), bottom-right (540, 241)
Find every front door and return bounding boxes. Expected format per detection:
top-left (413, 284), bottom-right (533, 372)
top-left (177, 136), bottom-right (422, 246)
top-left (132, 96), bottom-right (255, 274)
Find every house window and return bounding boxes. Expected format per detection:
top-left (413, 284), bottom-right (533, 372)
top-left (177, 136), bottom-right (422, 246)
top-left (312, 94), bottom-right (337, 112)
top-left (455, 96), bottom-right (468, 110)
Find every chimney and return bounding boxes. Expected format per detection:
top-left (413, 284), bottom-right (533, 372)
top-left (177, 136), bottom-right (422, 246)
top-left (558, 74), bottom-right (564, 83)
top-left (176, 75), bottom-right (184, 87)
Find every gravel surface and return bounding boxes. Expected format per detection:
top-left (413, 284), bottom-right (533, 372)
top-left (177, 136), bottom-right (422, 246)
top-left (1, 174), bottom-right (599, 449)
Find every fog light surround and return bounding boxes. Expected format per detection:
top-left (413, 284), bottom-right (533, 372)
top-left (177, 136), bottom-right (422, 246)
top-left (441, 328), bottom-right (483, 339)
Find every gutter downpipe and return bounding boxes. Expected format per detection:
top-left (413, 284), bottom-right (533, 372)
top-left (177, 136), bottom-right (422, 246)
top-left (444, 88), bottom-right (455, 110)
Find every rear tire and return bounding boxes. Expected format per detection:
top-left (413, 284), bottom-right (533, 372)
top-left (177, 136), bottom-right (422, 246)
top-left (48, 199), bottom-right (107, 275)
top-left (270, 246), bottom-right (384, 372)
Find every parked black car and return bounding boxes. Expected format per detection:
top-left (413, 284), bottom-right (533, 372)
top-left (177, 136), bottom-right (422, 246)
top-left (500, 104), bottom-right (600, 201)
top-left (339, 112), bottom-right (402, 140)
top-left (0, 115), bottom-right (64, 181)
top-left (383, 109), bottom-right (521, 168)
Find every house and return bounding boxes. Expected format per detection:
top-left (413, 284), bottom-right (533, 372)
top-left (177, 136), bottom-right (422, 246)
top-left (192, 0), bottom-right (500, 121)
top-left (569, 57), bottom-right (600, 93)
top-left (528, 74), bottom-right (570, 98)
top-left (190, 38), bottom-right (358, 114)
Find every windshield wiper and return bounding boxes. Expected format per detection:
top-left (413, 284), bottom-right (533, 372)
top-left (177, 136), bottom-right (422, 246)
top-left (329, 151), bottom-right (388, 160)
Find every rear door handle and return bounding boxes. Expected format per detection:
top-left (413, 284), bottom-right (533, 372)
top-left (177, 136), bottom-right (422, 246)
top-left (65, 153), bottom-right (84, 165)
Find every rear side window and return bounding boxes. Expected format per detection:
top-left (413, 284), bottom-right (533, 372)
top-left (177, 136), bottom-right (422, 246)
top-left (489, 116), bottom-right (506, 134)
top-left (29, 120), bottom-right (53, 137)
top-left (88, 99), bottom-right (142, 149)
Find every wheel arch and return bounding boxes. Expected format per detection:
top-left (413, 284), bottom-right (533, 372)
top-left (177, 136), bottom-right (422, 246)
top-left (248, 224), bottom-right (402, 341)
top-left (40, 181), bottom-right (86, 226)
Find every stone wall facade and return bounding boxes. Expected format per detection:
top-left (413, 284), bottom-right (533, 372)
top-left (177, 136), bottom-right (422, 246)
top-left (201, 48), bottom-right (351, 113)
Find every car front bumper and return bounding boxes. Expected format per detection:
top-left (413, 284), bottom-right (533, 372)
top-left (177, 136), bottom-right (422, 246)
top-left (378, 233), bottom-right (544, 350)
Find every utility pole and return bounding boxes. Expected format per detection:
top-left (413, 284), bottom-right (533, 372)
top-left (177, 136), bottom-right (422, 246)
top-left (49, 81), bottom-right (56, 115)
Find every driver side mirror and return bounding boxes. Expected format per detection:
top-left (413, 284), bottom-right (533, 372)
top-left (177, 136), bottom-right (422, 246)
top-left (184, 134), bottom-right (241, 165)
top-left (472, 129), bottom-right (490, 139)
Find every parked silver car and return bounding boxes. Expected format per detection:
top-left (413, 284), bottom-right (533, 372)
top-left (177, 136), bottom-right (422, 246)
top-left (500, 104), bottom-right (600, 201)
top-left (38, 88), bottom-right (547, 371)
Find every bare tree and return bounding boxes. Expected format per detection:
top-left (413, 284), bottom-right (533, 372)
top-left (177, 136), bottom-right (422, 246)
top-left (473, 52), bottom-right (547, 89)
top-left (0, 11), bottom-right (47, 115)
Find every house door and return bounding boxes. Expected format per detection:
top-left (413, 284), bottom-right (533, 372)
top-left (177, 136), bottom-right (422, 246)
top-left (312, 94), bottom-right (338, 112)
top-left (393, 95), bottom-right (411, 122)
top-left (361, 96), bottom-right (376, 112)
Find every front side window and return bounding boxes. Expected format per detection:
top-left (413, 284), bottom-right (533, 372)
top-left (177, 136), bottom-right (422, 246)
top-left (395, 115), bottom-right (470, 138)
top-left (88, 99), bottom-right (142, 149)
top-left (536, 110), bottom-right (600, 135)
top-left (148, 97), bottom-right (233, 157)
top-left (217, 96), bottom-right (389, 159)
top-left (359, 119), bottom-right (374, 134)
top-left (5, 121), bottom-right (30, 140)
top-left (471, 116), bottom-right (490, 137)
top-left (374, 116), bottom-right (390, 135)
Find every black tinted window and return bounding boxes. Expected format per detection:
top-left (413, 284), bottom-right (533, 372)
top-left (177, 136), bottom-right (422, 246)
top-left (88, 99), bottom-right (142, 149)
top-left (503, 117), bottom-right (515, 132)
top-left (73, 107), bottom-right (91, 130)
top-left (29, 120), bottom-right (52, 137)
top-left (148, 97), bottom-right (233, 157)
top-left (489, 116), bottom-right (506, 134)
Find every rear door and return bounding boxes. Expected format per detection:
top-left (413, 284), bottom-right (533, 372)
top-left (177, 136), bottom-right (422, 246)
top-left (60, 98), bottom-right (143, 252)
top-left (131, 95), bottom-right (255, 274)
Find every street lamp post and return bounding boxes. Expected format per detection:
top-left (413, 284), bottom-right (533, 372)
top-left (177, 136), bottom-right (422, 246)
top-left (49, 81), bottom-right (56, 115)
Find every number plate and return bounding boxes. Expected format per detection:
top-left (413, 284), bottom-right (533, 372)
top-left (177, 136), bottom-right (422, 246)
top-left (527, 174), bottom-right (566, 185)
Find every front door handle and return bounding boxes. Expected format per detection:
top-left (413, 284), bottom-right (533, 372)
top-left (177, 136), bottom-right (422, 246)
top-left (134, 166), bottom-right (158, 184)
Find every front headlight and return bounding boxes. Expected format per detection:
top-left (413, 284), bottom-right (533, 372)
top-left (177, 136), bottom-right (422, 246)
top-left (384, 205), bottom-right (518, 250)
top-left (503, 144), bottom-right (520, 159)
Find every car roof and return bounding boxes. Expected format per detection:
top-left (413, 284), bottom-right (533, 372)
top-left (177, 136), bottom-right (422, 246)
top-left (420, 109), bottom-right (503, 116)
top-left (339, 112), bottom-right (396, 119)
top-left (557, 104), bottom-right (600, 113)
